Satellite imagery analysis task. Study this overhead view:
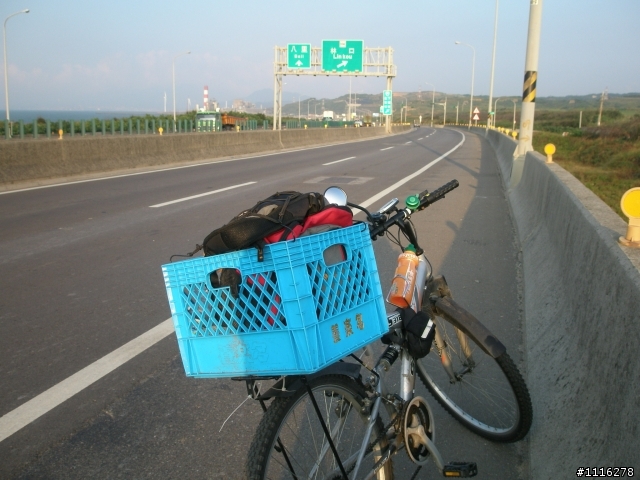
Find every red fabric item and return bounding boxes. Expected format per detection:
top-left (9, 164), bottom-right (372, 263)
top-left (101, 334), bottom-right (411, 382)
top-left (263, 206), bottom-right (353, 244)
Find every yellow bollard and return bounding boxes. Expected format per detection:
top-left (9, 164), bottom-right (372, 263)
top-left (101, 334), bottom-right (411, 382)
top-left (58, 129), bottom-right (63, 140)
top-left (304, 124), bottom-right (307, 129)
top-left (619, 188), bottom-right (640, 248)
top-left (158, 127), bottom-right (163, 136)
top-left (324, 124), bottom-right (328, 128)
top-left (544, 143), bottom-right (556, 163)
top-left (511, 131), bottom-right (518, 140)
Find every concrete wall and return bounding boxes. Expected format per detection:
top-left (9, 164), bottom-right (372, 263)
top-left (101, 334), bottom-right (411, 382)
top-left (0, 126), bottom-right (408, 188)
top-left (486, 129), bottom-right (640, 476)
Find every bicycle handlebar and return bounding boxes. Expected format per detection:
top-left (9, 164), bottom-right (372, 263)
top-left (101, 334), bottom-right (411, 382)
top-left (365, 179), bottom-right (460, 244)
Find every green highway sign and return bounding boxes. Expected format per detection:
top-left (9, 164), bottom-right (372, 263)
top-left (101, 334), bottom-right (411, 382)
top-left (382, 89), bottom-right (392, 115)
top-left (322, 40), bottom-right (363, 72)
top-left (287, 43), bottom-right (311, 69)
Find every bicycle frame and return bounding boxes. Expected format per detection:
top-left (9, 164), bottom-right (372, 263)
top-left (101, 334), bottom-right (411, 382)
top-left (350, 256), bottom-right (447, 479)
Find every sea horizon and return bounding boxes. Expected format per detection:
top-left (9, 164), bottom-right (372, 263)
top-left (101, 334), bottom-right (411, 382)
top-left (2, 110), bottom-right (172, 122)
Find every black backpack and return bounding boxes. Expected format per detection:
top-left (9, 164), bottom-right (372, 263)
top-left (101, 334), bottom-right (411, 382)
top-left (202, 191), bottom-right (326, 260)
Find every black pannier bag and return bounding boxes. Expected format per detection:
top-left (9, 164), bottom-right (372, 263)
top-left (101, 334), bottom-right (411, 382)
top-left (202, 191), bottom-right (326, 260)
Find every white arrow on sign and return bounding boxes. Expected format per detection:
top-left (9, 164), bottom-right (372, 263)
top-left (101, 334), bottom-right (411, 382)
top-left (296, 60), bottom-right (303, 66)
top-left (336, 60), bottom-right (348, 68)
top-left (473, 107), bottom-right (480, 114)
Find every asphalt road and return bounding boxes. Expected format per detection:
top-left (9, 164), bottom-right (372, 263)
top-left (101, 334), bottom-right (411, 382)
top-left (0, 127), bottom-right (528, 479)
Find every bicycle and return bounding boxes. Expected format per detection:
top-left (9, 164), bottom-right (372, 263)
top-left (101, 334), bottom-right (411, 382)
top-left (239, 180), bottom-right (533, 479)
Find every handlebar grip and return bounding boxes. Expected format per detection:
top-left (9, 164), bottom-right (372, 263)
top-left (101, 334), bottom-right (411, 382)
top-left (423, 179), bottom-right (459, 207)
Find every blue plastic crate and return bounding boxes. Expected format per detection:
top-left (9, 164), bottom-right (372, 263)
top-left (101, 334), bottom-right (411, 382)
top-left (162, 224), bottom-right (387, 378)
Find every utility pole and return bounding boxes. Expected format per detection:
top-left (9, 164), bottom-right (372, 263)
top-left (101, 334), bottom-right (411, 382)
top-left (597, 87), bottom-right (608, 126)
top-left (515, 0), bottom-right (543, 157)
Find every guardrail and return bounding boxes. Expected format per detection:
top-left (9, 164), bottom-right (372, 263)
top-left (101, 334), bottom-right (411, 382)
top-left (1, 116), bottom-right (389, 140)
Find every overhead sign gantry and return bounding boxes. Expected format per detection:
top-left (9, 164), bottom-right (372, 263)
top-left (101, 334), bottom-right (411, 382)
top-left (274, 41), bottom-right (397, 133)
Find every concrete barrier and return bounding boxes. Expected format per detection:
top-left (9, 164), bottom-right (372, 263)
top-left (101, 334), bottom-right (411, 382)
top-left (486, 129), bottom-right (640, 477)
top-left (0, 126), bottom-right (408, 188)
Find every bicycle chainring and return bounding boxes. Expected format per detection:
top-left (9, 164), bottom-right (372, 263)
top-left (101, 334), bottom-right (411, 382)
top-left (402, 396), bottom-right (435, 466)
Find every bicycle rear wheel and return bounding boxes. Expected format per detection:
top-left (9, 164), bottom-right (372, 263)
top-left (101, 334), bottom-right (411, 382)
top-left (247, 374), bottom-right (393, 479)
top-left (416, 287), bottom-right (532, 442)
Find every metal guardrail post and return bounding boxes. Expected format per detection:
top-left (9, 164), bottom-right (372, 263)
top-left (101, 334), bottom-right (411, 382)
top-left (19, 120), bottom-right (24, 139)
top-left (101, 120), bottom-right (106, 136)
top-left (120, 119), bottom-right (124, 135)
top-left (46, 120), bottom-right (51, 138)
top-left (151, 119), bottom-right (156, 135)
top-left (4, 120), bottom-right (9, 139)
top-left (92, 119), bottom-right (96, 135)
top-left (110, 119), bottom-right (115, 135)
top-left (70, 121), bottom-right (74, 137)
top-left (81, 120), bottom-right (85, 136)
top-left (145, 120), bottom-right (149, 135)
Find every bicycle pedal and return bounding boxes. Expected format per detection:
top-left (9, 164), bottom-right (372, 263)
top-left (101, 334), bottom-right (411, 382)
top-left (442, 462), bottom-right (478, 477)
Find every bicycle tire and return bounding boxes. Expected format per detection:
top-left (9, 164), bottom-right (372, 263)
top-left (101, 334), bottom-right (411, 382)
top-left (246, 374), bottom-right (393, 480)
top-left (416, 286), bottom-right (532, 443)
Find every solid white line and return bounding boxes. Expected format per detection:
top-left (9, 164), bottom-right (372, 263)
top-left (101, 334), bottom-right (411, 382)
top-left (380, 147), bottom-right (394, 151)
top-left (323, 156), bottom-right (355, 166)
top-left (0, 319), bottom-right (174, 443)
top-left (357, 130), bottom-right (465, 211)
top-left (149, 182), bottom-right (256, 208)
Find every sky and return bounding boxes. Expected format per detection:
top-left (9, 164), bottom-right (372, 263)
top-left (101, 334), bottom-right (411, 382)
top-left (1, 0), bottom-right (639, 113)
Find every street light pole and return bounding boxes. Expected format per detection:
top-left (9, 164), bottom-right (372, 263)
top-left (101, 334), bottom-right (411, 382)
top-left (494, 97), bottom-right (501, 126)
top-left (487, 0), bottom-right (499, 130)
top-left (455, 41), bottom-right (475, 130)
top-left (425, 82), bottom-right (435, 127)
top-left (172, 50), bottom-right (190, 131)
top-left (437, 96), bottom-right (447, 125)
top-left (3, 8), bottom-right (30, 135)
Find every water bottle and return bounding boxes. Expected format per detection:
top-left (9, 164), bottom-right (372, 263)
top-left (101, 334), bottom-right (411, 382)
top-left (386, 244), bottom-right (419, 308)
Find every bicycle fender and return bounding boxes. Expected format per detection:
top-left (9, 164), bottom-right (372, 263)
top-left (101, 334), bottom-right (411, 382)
top-left (432, 296), bottom-right (507, 359)
top-left (257, 362), bottom-right (362, 400)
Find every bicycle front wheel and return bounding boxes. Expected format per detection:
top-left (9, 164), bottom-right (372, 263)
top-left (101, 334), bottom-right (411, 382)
top-left (416, 291), bottom-right (532, 442)
top-left (247, 374), bottom-right (393, 480)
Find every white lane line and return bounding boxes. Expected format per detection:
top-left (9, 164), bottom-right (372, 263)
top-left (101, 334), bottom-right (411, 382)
top-left (380, 147), bottom-right (394, 151)
top-left (357, 130), bottom-right (465, 211)
top-left (0, 319), bottom-right (174, 443)
top-left (0, 131), bottom-right (466, 445)
top-left (323, 156), bottom-right (356, 166)
top-left (149, 182), bottom-right (256, 208)
top-left (418, 137), bottom-right (424, 140)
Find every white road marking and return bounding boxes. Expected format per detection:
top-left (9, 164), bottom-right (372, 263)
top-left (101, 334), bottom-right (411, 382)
top-left (418, 137), bottom-right (424, 140)
top-left (357, 130), bottom-right (465, 211)
top-left (323, 156), bottom-right (355, 166)
top-left (0, 319), bottom-right (174, 443)
top-left (0, 129), bottom-right (466, 444)
top-left (405, 141), bottom-right (412, 144)
top-left (380, 147), bottom-right (394, 151)
top-left (149, 182), bottom-right (256, 208)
